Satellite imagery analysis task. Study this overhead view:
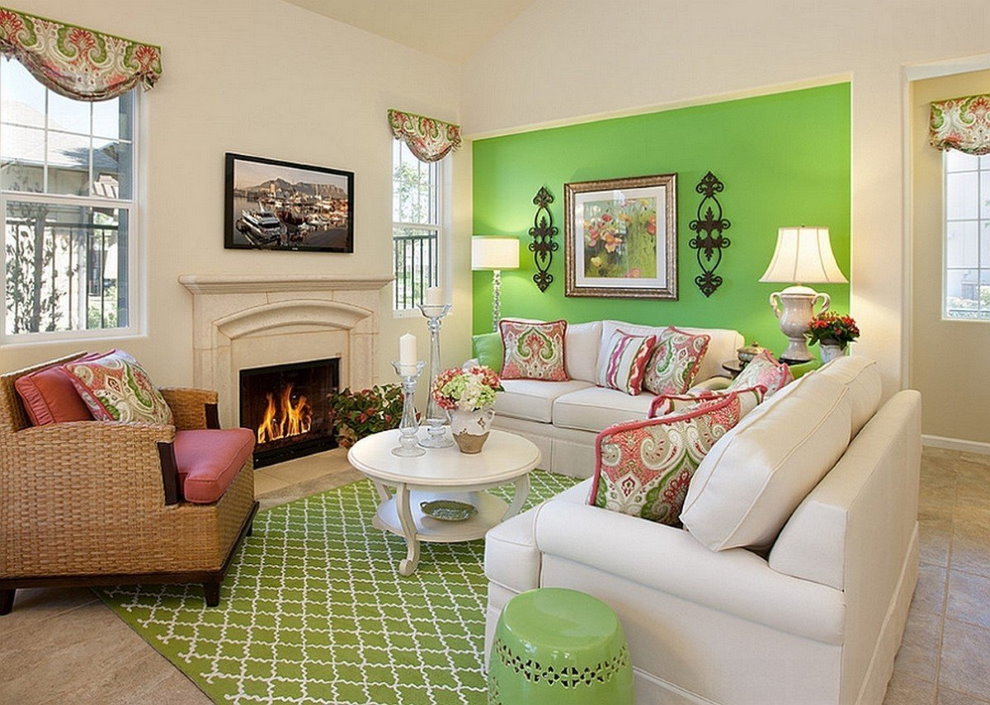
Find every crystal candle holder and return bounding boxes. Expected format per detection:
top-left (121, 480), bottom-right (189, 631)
top-left (418, 303), bottom-right (454, 448)
top-left (391, 360), bottom-right (426, 457)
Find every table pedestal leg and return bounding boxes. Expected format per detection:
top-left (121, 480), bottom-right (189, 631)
top-left (395, 482), bottom-right (420, 576)
top-left (503, 475), bottom-right (531, 521)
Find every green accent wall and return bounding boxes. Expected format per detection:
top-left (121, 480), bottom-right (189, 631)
top-left (471, 83), bottom-right (851, 357)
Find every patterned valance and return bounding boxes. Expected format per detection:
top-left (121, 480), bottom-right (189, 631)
top-left (388, 108), bottom-right (461, 163)
top-left (0, 6), bottom-right (162, 101)
top-left (930, 94), bottom-right (990, 156)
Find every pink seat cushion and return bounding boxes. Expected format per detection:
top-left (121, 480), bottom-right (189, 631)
top-left (173, 428), bottom-right (255, 504)
top-left (15, 363), bottom-right (96, 426)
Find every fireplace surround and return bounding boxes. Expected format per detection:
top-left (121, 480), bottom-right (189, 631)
top-left (179, 274), bottom-right (391, 438)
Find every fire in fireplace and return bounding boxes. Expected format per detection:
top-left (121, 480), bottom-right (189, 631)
top-left (239, 357), bottom-right (340, 467)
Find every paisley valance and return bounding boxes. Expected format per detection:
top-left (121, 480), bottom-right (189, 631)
top-left (388, 108), bottom-right (461, 163)
top-left (0, 6), bottom-right (162, 101)
top-left (930, 94), bottom-right (990, 156)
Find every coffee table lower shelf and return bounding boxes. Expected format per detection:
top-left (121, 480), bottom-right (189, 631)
top-left (373, 490), bottom-right (508, 544)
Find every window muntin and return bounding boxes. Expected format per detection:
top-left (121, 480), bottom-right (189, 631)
top-left (1, 59), bottom-right (136, 339)
top-left (392, 139), bottom-right (441, 312)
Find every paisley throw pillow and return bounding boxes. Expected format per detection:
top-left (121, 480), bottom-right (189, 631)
top-left (590, 394), bottom-right (742, 526)
top-left (596, 329), bottom-right (656, 395)
top-left (728, 350), bottom-right (793, 396)
top-left (63, 349), bottom-right (174, 425)
top-left (499, 319), bottom-right (569, 381)
top-left (649, 384), bottom-right (766, 419)
top-left (642, 326), bottom-right (711, 396)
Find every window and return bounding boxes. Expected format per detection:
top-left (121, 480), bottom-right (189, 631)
top-left (392, 139), bottom-right (441, 312)
top-left (2, 59), bottom-right (137, 339)
top-left (943, 150), bottom-right (990, 320)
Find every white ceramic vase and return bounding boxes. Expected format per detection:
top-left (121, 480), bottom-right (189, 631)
top-left (450, 407), bottom-right (495, 454)
top-left (820, 340), bottom-right (846, 364)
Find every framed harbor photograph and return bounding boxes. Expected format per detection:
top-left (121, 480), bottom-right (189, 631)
top-left (224, 153), bottom-right (354, 253)
top-left (564, 173), bottom-right (677, 299)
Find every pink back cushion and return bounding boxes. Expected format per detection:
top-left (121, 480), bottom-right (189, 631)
top-left (14, 361), bottom-right (96, 426)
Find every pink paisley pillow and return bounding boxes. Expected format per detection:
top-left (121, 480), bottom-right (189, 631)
top-left (590, 394), bottom-right (743, 526)
top-left (649, 384), bottom-right (766, 419)
top-left (642, 326), bottom-right (711, 396)
top-left (728, 350), bottom-right (793, 396)
top-left (499, 319), bottom-right (569, 381)
top-left (63, 349), bottom-right (174, 426)
top-left (596, 329), bottom-right (657, 395)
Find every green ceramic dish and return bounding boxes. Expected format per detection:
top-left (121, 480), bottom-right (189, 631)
top-left (420, 500), bottom-right (477, 522)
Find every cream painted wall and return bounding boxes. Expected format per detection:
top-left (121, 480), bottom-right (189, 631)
top-left (459, 0), bottom-right (990, 399)
top-left (0, 0), bottom-right (473, 387)
top-left (910, 69), bottom-right (990, 445)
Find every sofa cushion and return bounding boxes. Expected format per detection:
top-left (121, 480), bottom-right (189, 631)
top-left (816, 356), bottom-right (881, 436)
top-left (495, 379), bottom-right (593, 423)
top-left (173, 428), bottom-right (255, 504)
top-left (499, 319), bottom-right (569, 381)
top-left (14, 360), bottom-right (96, 426)
top-left (552, 386), bottom-right (655, 432)
top-left (63, 350), bottom-right (174, 426)
top-left (727, 350), bottom-right (793, 396)
top-left (680, 373), bottom-right (852, 551)
top-left (564, 321), bottom-right (602, 383)
top-left (590, 395), bottom-right (742, 525)
top-left (597, 329), bottom-right (656, 395)
top-left (642, 326), bottom-right (711, 396)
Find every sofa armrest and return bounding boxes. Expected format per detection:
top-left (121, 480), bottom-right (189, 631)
top-left (485, 479), bottom-right (593, 593)
top-left (160, 388), bottom-right (220, 430)
top-left (533, 498), bottom-right (844, 644)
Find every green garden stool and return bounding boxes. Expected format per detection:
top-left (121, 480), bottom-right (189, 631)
top-left (488, 587), bottom-right (634, 705)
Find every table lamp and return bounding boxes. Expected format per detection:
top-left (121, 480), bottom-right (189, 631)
top-left (759, 226), bottom-right (847, 363)
top-left (472, 236), bottom-right (520, 332)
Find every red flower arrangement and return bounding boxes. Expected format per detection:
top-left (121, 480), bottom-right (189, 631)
top-left (807, 311), bottom-right (860, 346)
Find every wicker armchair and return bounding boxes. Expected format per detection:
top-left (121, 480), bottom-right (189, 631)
top-left (0, 353), bottom-right (258, 614)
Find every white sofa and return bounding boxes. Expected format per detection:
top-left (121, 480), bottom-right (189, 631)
top-left (484, 357), bottom-right (921, 705)
top-left (493, 319), bottom-right (744, 476)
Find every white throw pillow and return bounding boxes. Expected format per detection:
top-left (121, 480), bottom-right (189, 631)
top-left (564, 321), bottom-right (603, 383)
top-left (679, 373), bottom-right (852, 551)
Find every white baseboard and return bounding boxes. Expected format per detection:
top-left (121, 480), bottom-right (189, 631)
top-left (922, 434), bottom-right (990, 455)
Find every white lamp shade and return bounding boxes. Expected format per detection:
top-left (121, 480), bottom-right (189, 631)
top-left (759, 227), bottom-right (848, 284)
top-left (472, 237), bottom-right (520, 271)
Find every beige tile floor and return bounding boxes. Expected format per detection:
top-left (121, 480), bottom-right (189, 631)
top-left (0, 446), bottom-right (987, 704)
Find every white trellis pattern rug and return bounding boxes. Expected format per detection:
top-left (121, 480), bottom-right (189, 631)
top-left (100, 470), bottom-right (578, 704)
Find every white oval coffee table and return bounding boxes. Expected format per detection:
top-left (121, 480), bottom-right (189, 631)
top-left (347, 428), bottom-right (540, 576)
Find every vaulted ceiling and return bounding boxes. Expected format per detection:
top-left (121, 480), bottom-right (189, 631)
top-left (281, 0), bottom-right (536, 63)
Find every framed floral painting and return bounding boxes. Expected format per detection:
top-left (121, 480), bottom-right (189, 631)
top-left (564, 173), bottom-right (677, 299)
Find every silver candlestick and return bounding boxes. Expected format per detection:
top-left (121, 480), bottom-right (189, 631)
top-left (391, 360), bottom-right (426, 457)
top-left (417, 302), bottom-right (454, 448)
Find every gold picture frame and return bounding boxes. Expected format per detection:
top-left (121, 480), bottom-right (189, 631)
top-left (564, 173), bottom-right (677, 299)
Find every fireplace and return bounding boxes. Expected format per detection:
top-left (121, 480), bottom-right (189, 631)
top-left (239, 357), bottom-right (340, 467)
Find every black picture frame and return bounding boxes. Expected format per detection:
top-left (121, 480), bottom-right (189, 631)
top-left (224, 153), bottom-right (354, 253)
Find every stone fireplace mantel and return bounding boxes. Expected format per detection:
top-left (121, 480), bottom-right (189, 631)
top-left (179, 274), bottom-right (392, 428)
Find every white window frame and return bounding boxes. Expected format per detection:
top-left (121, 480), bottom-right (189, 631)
top-left (941, 150), bottom-right (989, 322)
top-left (0, 75), bottom-right (142, 345)
top-left (391, 140), bottom-right (447, 317)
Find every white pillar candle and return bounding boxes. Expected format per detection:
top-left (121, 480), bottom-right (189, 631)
top-left (399, 333), bottom-right (417, 375)
top-left (425, 287), bottom-right (443, 306)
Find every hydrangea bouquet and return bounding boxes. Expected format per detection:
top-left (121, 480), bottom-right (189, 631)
top-left (432, 365), bottom-right (503, 412)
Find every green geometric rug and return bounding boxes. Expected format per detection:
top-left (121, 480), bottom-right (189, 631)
top-left (98, 470), bottom-right (579, 704)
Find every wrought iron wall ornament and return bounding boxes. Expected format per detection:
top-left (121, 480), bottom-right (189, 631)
top-left (688, 171), bottom-right (731, 297)
top-left (528, 186), bottom-right (558, 292)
